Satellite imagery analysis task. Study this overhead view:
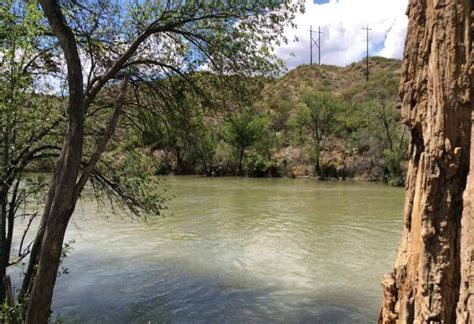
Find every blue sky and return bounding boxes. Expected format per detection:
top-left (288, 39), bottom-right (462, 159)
top-left (276, 0), bottom-right (408, 68)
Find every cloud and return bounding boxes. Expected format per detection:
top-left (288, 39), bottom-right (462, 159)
top-left (276, 0), bottom-right (409, 69)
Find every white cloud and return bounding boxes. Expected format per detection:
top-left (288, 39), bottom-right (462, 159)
top-left (276, 0), bottom-right (409, 69)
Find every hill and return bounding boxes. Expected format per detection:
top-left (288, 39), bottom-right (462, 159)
top-left (259, 56), bottom-right (401, 110)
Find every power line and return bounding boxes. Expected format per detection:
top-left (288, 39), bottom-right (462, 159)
top-left (309, 25), bottom-right (323, 65)
top-left (362, 25), bottom-right (372, 81)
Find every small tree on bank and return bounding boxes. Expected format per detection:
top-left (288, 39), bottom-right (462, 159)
top-left (301, 91), bottom-right (344, 176)
top-left (224, 109), bottom-right (270, 175)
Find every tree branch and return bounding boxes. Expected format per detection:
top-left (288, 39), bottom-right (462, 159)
top-left (74, 76), bottom-right (129, 200)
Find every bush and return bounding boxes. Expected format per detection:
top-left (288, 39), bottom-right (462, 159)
top-left (382, 148), bottom-right (405, 186)
top-left (0, 301), bottom-right (27, 323)
top-left (246, 153), bottom-right (270, 177)
top-left (319, 163), bottom-right (338, 180)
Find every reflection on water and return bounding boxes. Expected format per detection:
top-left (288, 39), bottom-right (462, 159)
top-left (16, 177), bottom-right (404, 323)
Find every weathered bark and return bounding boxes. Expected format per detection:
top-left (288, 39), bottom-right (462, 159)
top-left (456, 112), bottom-right (474, 322)
top-left (379, 1), bottom-right (473, 323)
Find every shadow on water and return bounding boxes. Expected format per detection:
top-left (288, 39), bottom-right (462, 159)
top-left (53, 259), bottom-right (370, 324)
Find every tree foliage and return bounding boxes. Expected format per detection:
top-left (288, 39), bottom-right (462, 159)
top-left (300, 91), bottom-right (345, 175)
top-left (224, 108), bottom-right (270, 174)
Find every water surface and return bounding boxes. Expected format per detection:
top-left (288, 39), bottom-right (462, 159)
top-left (21, 177), bottom-right (404, 323)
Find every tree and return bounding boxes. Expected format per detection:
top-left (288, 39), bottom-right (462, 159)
top-left (23, 1), bottom-right (302, 322)
top-left (224, 109), bottom-right (269, 174)
top-left (289, 103), bottom-right (310, 160)
top-left (133, 72), bottom-right (268, 177)
top-left (379, 0), bottom-right (473, 322)
top-left (138, 96), bottom-right (202, 174)
top-left (350, 99), bottom-right (407, 185)
top-left (301, 91), bottom-right (343, 176)
top-left (370, 99), bottom-right (406, 185)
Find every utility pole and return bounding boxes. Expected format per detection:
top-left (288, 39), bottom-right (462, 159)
top-left (362, 25), bottom-right (372, 81)
top-left (317, 26), bottom-right (322, 65)
top-left (309, 25), bottom-right (323, 65)
top-left (310, 25), bottom-right (313, 65)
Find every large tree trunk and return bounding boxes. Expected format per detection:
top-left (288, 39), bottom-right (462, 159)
top-left (379, 1), bottom-right (473, 323)
top-left (456, 111), bottom-right (474, 322)
top-left (25, 0), bottom-right (85, 323)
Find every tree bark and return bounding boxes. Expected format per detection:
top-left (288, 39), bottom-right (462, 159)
top-left (379, 1), bottom-right (473, 323)
top-left (456, 112), bottom-right (474, 322)
top-left (25, 0), bottom-right (85, 322)
top-left (23, 0), bottom-right (135, 320)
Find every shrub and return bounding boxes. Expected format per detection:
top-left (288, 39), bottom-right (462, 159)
top-left (382, 148), bottom-right (405, 186)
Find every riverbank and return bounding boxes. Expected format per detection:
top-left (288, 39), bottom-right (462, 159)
top-left (148, 158), bottom-right (406, 186)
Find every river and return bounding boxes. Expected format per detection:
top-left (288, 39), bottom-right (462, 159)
top-left (13, 176), bottom-right (404, 323)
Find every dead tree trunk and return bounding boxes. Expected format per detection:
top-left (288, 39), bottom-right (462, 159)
top-left (456, 112), bottom-right (474, 322)
top-left (379, 1), bottom-right (473, 323)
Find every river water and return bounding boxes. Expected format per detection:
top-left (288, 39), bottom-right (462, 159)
top-left (16, 176), bottom-right (404, 323)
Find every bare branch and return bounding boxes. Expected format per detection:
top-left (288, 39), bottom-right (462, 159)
top-left (18, 212), bottom-right (38, 259)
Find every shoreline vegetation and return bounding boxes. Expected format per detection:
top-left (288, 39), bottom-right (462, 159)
top-left (113, 57), bottom-right (407, 186)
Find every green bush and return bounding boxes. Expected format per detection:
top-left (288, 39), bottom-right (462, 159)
top-left (383, 148), bottom-right (405, 186)
top-left (246, 153), bottom-right (271, 177)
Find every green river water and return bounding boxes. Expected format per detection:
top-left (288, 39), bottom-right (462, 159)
top-left (15, 176), bottom-right (404, 323)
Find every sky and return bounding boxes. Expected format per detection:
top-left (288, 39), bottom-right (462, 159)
top-left (276, 0), bottom-right (409, 68)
